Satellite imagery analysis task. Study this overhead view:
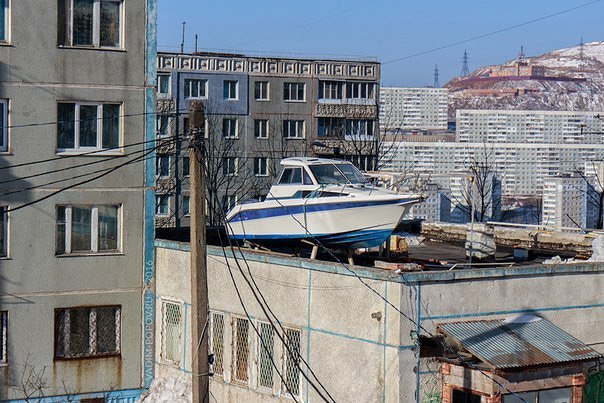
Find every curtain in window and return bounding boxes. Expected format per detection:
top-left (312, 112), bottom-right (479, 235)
top-left (99, 1), bottom-right (120, 47)
top-left (97, 205), bottom-right (118, 250)
top-left (96, 306), bottom-right (118, 353)
top-left (102, 104), bottom-right (120, 148)
top-left (73, 0), bottom-right (94, 46)
top-left (79, 105), bottom-right (98, 147)
top-left (57, 104), bottom-right (76, 149)
top-left (71, 206), bottom-right (92, 251)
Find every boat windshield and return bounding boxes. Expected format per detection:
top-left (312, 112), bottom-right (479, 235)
top-left (309, 163), bottom-right (368, 185)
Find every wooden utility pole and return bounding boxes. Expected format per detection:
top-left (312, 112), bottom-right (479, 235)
top-left (189, 100), bottom-right (209, 402)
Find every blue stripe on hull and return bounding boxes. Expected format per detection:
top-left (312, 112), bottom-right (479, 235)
top-left (228, 198), bottom-right (415, 223)
top-left (230, 228), bottom-right (394, 249)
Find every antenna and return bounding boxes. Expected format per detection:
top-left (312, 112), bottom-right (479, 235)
top-left (518, 45), bottom-right (526, 62)
top-left (180, 22), bottom-right (186, 53)
top-left (195, 34), bottom-right (198, 53)
top-left (433, 64), bottom-right (440, 88)
top-left (579, 37), bottom-right (585, 60)
top-left (461, 50), bottom-right (470, 77)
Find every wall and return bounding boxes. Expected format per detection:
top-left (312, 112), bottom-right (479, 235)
top-left (155, 240), bottom-right (604, 403)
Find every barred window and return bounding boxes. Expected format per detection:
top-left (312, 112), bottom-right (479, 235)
top-left (210, 312), bottom-right (225, 376)
top-left (160, 300), bottom-right (182, 365)
top-left (0, 311), bottom-right (7, 364)
top-left (55, 306), bottom-right (121, 359)
top-left (257, 321), bottom-right (275, 390)
top-left (232, 316), bottom-right (250, 384)
top-left (282, 327), bottom-right (301, 397)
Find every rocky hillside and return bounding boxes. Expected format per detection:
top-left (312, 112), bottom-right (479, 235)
top-left (445, 41), bottom-right (604, 120)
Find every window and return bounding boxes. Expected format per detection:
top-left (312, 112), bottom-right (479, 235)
top-left (184, 79), bottom-right (207, 99)
top-left (156, 115), bottom-right (171, 138)
top-left (232, 317), bottom-right (250, 384)
top-left (156, 195), bottom-right (170, 216)
top-left (156, 155), bottom-right (170, 177)
top-left (0, 0), bottom-right (7, 42)
top-left (182, 195), bottom-right (190, 216)
top-left (224, 80), bottom-right (238, 100)
top-left (257, 321), bottom-right (275, 390)
top-left (210, 312), bottom-right (225, 376)
top-left (157, 74), bottom-right (171, 97)
top-left (222, 118), bottom-right (238, 138)
top-left (182, 156), bottom-right (190, 176)
top-left (346, 82), bottom-right (374, 99)
top-left (56, 205), bottom-right (120, 254)
top-left (318, 117), bottom-right (345, 137)
top-left (55, 306), bottom-right (121, 359)
top-left (222, 157), bottom-right (237, 176)
top-left (254, 81), bottom-right (269, 100)
top-left (283, 83), bottom-right (305, 102)
top-left (319, 81), bottom-right (343, 100)
top-left (254, 157), bottom-right (268, 176)
top-left (0, 99), bottom-right (6, 152)
top-left (282, 327), bottom-right (301, 397)
top-left (283, 120), bottom-right (305, 139)
top-left (222, 195), bottom-right (237, 211)
top-left (58, 0), bottom-right (123, 48)
top-left (0, 206), bottom-right (6, 258)
top-left (502, 388), bottom-right (571, 403)
top-left (278, 168), bottom-right (312, 185)
top-left (0, 311), bottom-right (6, 365)
top-left (254, 119), bottom-right (269, 139)
top-left (57, 103), bottom-right (120, 151)
top-left (347, 119), bottom-right (374, 136)
top-left (160, 300), bottom-right (182, 366)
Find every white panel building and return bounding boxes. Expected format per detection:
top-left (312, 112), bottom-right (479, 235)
top-left (379, 87), bottom-right (448, 133)
top-left (541, 174), bottom-right (598, 230)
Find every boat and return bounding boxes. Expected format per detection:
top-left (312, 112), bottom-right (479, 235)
top-left (225, 157), bottom-right (422, 250)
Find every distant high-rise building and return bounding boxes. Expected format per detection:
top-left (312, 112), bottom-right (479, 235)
top-left (379, 87), bottom-right (449, 134)
top-left (542, 174), bottom-right (598, 230)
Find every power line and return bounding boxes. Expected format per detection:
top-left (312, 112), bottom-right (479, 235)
top-left (382, 0), bottom-right (602, 65)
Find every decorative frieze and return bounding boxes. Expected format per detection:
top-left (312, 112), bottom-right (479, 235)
top-left (156, 99), bottom-right (175, 114)
top-left (315, 103), bottom-right (377, 119)
top-left (155, 178), bottom-right (176, 194)
top-left (156, 138), bottom-right (176, 154)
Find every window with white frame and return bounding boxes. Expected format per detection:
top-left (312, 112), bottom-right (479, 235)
top-left (210, 312), bottom-right (225, 376)
top-left (156, 154), bottom-right (170, 177)
top-left (222, 118), bottom-right (238, 138)
top-left (222, 194), bottom-right (237, 211)
top-left (0, 206), bottom-right (6, 258)
top-left (156, 115), bottom-right (171, 138)
top-left (57, 102), bottom-right (120, 151)
top-left (346, 82), bottom-right (374, 99)
top-left (254, 157), bottom-right (268, 177)
top-left (254, 81), bottom-right (269, 101)
top-left (232, 316), bottom-right (250, 384)
top-left (0, 99), bottom-right (6, 152)
top-left (58, 0), bottom-right (123, 48)
top-left (283, 120), bottom-right (305, 139)
top-left (283, 83), bottom-right (305, 102)
top-left (319, 81), bottom-right (343, 100)
top-left (254, 119), bottom-right (269, 139)
top-left (182, 195), bottom-right (190, 216)
top-left (222, 157), bottom-right (237, 176)
top-left (55, 306), bottom-right (121, 359)
top-left (0, 311), bottom-right (6, 365)
top-left (157, 74), bottom-right (171, 97)
top-left (224, 80), bottom-right (238, 100)
top-left (182, 156), bottom-right (190, 176)
top-left (346, 119), bottom-right (374, 136)
top-left (160, 300), bottom-right (182, 366)
top-left (282, 327), bottom-right (302, 397)
top-left (156, 195), bottom-right (170, 216)
top-left (0, 0), bottom-right (8, 42)
top-left (184, 79), bottom-right (207, 99)
top-left (257, 321), bottom-right (275, 390)
top-left (56, 205), bottom-right (120, 254)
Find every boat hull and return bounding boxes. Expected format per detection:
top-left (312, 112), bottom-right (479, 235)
top-left (226, 196), bottom-right (417, 249)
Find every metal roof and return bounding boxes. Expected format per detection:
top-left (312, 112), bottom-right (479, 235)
top-left (438, 315), bottom-right (602, 370)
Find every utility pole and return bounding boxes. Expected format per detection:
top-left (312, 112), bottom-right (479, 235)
top-left (180, 22), bottom-right (186, 53)
top-left (189, 100), bottom-right (209, 403)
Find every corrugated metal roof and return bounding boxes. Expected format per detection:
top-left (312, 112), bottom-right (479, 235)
top-left (438, 316), bottom-right (602, 370)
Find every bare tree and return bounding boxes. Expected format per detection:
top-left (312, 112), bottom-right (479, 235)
top-left (574, 161), bottom-right (604, 229)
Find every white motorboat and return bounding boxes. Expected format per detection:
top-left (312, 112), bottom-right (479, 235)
top-left (225, 158), bottom-right (421, 249)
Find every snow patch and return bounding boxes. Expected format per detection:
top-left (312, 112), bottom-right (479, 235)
top-left (137, 377), bottom-right (192, 403)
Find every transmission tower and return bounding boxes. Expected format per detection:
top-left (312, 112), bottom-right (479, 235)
top-left (579, 37), bottom-right (585, 60)
top-left (461, 50), bottom-right (470, 77)
top-left (433, 64), bottom-right (440, 88)
top-left (518, 45), bottom-right (526, 62)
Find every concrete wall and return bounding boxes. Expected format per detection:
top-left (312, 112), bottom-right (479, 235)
top-left (155, 240), bottom-right (604, 403)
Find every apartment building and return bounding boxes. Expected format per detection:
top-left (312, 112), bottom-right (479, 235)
top-left (155, 52), bottom-right (380, 228)
top-left (0, 1), bottom-right (156, 400)
top-left (408, 183), bottom-right (451, 222)
top-left (379, 87), bottom-right (448, 133)
top-left (541, 174), bottom-right (599, 230)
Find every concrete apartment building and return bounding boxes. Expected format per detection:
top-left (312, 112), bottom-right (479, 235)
top-left (408, 183), bottom-right (451, 222)
top-left (541, 174), bottom-right (599, 230)
top-left (155, 52), bottom-right (380, 229)
top-left (379, 87), bottom-right (448, 133)
top-left (0, 1), bottom-right (156, 401)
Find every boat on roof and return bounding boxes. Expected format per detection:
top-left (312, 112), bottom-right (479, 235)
top-left (225, 157), bottom-right (421, 249)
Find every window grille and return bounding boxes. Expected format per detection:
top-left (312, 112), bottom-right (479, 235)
top-left (210, 312), bottom-right (224, 375)
top-left (257, 321), bottom-right (275, 389)
top-left (282, 328), bottom-right (301, 397)
top-left (161, 301), bottom-right (182, 365)
top-left (233, 317), bottom-right (250, 384)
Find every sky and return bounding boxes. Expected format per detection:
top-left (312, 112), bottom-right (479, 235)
top-left (157, 0), bottom-right (604, 87)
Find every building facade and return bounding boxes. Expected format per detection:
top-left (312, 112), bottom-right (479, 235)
top-left (0, 1), bottom-right (156, 400)
top-left (379, 87), bottom-right (449, 134)
top-left (541, 174), bottom-right (598, 230)
top-left (155, 52), bottom-right (380, 229)
top-left (408, 183), bottom-right (451, 222)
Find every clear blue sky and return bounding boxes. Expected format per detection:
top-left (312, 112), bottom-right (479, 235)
top-left (157, 0), bottom-right (603, 87)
